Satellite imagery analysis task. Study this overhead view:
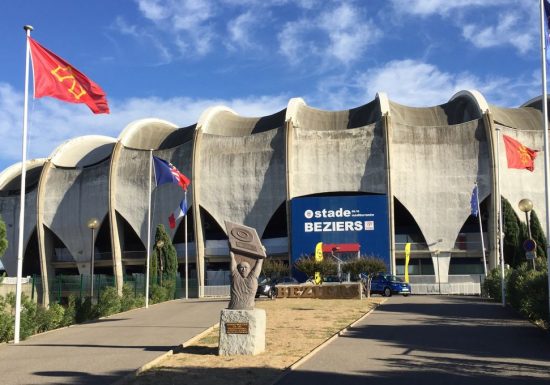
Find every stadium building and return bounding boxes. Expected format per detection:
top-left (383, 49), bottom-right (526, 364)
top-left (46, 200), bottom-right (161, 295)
top-left (0, 91), bottom-right (546, 303)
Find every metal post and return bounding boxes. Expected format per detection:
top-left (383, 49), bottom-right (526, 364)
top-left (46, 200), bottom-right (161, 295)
top-left (525, 211), bottom-right (535, 270)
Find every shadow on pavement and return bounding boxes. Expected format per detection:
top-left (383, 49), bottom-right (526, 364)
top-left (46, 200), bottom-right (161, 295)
top-left (33, 369), bottom-right (131, 385)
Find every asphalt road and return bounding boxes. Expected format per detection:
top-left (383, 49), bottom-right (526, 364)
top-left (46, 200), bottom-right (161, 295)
top-left (0, 298), bottom-right (228, 385)
top-left (276, 295), bottom-right (550, 385)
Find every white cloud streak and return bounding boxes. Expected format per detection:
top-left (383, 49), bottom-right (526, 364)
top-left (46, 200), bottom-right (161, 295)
top-left (0, 82), bottom-right (288, 169)
top-left (310, 59), bottom-right (536, 109)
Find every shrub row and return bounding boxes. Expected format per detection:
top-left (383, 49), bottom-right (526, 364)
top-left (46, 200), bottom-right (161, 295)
top-left (483, 261), bottom-right (549, 327)
top-left (0, 283), bottom-right (145, 343)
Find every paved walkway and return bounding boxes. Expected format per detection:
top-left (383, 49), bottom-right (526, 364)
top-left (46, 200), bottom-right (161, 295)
top-left (0, 298), bottom-right (228, 385)
top-left (276, 295), bottom-right (550, 385)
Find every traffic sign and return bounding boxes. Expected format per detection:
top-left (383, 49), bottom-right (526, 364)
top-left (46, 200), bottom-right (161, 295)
top-left (523, 239), bottom-right (537, 252)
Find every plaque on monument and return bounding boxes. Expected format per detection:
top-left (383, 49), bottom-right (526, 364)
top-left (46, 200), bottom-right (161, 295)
top-left (225, 221), bottom-right (267, 259)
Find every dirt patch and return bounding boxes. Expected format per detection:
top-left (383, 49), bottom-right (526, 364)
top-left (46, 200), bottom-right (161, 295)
top-left (131, 297), bottom-right (383, 385)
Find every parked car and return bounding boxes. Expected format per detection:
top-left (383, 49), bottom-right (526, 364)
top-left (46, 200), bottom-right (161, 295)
top-left (256, 277), bottom-right (276, 299)
top-left (272, 276), bottom-right (299, 285)
top-left (370, 273), bottom-right (411, 297)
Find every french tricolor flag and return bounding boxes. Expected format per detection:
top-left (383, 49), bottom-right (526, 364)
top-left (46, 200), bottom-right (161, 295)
top-left (169, 197), bottom-right (188, 229)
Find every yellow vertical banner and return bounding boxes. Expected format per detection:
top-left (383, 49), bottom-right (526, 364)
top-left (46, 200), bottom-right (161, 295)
top-left (404, 242), bottom-right (411, 283)
top-left (314, 242), bottom-right (323, 284)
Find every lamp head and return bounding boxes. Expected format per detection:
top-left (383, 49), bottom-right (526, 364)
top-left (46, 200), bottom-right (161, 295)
top-left (518, 199), bottom-right (533, 213)
top-left (87, 218), bottom-right (99, 229)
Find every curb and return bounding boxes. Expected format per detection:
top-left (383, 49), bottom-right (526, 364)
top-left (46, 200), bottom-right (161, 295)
top-left (111, 323), bottom-right (220, 385)
top-left (268, 298), bottom-right (386, 385)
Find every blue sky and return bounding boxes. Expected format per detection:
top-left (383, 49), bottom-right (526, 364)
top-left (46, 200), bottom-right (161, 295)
top-left (0, 0), bottom-right (545, 171)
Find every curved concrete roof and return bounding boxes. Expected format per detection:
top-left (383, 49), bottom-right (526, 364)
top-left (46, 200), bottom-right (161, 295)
top-left (292, 98), bottom-right (381, 131)
top-left (118, 118), bottom-right (179, 149)
top-left (50, 135), bottom-right (116, 168)
top-left (450, 89), bottom-right (489, 117)
top-left (0, 158), bottom-right (47, 192)
top-left (389, 94), bottom-right (482, 126)
top-left (198, 106), bottom-right (286, 136)
top-left (488, 104), bottom-right (542, 131)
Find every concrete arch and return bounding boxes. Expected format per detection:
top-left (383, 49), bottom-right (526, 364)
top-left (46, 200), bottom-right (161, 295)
top-left (193, 104), bottom-right (288, 294)
top-left (49, 135), bottom-right (116, 168)
top-left (0, 158), bottom-right (47, 192)
top-left (0, 159), bottom-right (47, 277)
top-left (118, 118), bottom-right (179, 150)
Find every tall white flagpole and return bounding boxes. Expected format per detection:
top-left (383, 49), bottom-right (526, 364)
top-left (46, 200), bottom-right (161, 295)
top-left (184, 190), bottom-right (188, 300)
top-left (539, 0), bottom-right (550, 321)
top-left (475, 182), bottom-right (487, 277)
top-left (14, 25), bottom-right (34, 344)
top-left (145, 150), bottom-right (152, 308)
top-left (495, 127), bottom-right (506, 306)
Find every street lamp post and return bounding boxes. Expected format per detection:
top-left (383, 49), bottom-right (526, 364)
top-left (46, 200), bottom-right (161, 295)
top-left (87, 218), bottom-right (99, 300)
top-left (156, 240), bottom-right (164, 286)
top-left (518, 198), bottom-right (535, 270)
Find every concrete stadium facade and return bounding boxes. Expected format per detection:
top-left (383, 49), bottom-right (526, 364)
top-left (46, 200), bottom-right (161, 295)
top-left (0, 91), bottom-right (546, 303)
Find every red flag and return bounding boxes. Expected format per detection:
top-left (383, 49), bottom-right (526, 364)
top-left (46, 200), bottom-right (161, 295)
top-left (503, 134), bottom-right (537, 172)
top-left (28, 37), bottom-right (110, 114)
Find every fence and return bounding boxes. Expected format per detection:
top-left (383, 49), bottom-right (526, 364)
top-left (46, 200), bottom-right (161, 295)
top-left (0, 277), bottom-right (37, 299)
top-left (23, 273), bottom-right (196, 303)
top-left (407, 274), bottom-right (484, 295)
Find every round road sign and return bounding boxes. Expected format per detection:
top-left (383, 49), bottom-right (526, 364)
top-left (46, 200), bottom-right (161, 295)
top-left (523, 239), bottom-right (537, 252)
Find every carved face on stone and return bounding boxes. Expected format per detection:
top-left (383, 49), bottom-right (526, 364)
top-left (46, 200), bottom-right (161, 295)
top-left (237, 261), bottom-right (250, 278)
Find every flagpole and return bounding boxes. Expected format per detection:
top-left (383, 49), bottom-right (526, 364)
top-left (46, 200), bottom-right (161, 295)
top-left (475, 182), bottom-right (488, 277)
top-left (184, 190), bottom-right (188, 300)
top-left (539, 0), bottom-right (550, 321)
top-left (495, 127), bottom-right (506, 306)
top-left (145, 150), bottom-right (153, 308)
top-left (14, 25), bottom-right (34, 344)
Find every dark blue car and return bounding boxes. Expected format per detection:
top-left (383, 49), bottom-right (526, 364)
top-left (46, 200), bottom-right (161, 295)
top-left (370, 273), bottom-right (411, 297)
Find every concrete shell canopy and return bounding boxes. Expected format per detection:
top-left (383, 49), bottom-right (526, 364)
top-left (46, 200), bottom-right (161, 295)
top-left (50, 135), bottom-right (116, 168)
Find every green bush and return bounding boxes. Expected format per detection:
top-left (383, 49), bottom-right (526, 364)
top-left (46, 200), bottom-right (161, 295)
top-left (62, 295), bottom-right (77, 327)
top-left (342, 257), bottom-right (387, 281)
top-left (121, 283), bottom-right (144, 312)
top-left (96, 286), bottom-right (121, 317)
top-left (0, 294), bottom-right (13, 342)
top-left (294, 256), bottom-right (337, 279)
top-left (150, 284), bottom-right (169, 304)
top-left (262, 259), bottom-right (290, 279)
top-left (76, 297), bottom-right (97, 323)
top-left (507, 263), bottom-right (549, 323)
top-left (482, 268), bottom-right (505, 301)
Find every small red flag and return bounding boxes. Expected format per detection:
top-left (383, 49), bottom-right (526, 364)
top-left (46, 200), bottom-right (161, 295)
top-left (28, 37), bottom-right (110, 114)
top-left (503, 134), bottom-right (537, 172)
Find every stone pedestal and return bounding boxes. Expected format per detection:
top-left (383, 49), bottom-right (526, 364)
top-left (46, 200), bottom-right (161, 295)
top-left (218, 308), bottom-right (266, 356)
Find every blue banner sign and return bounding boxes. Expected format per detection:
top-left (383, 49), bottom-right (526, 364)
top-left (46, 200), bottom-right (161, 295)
top-left (290, 195), bottom-right (390, 280)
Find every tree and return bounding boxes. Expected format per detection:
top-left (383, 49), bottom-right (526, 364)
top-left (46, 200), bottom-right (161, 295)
top-left (502, 198), bottom-right (526, 268)
top-left (294, 256), bottom-right (337, 280)
top-left (341, 257), bottom-right (386, 298)
top-left (0, 215), bottom-right (7, 259)
top-left (150, 224), bottom-right (178, 301)
top-left (529, 210), bottom-right (547, 261)
top-left (261, 259), bottom-right (289, 279)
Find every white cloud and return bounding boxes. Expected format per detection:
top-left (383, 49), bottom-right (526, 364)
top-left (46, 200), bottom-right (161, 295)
top-left (226, 11), bottom-right (258, 50)
top-left (0, 82), bottom-right (288, 170)
top-left (135, 0), bottom-right (217, 55)
top-left (309, 59), bottom-right (535, 109)
top-left (462, 12), bottom-right (536, 54)
top-left (390, 0), bottom-right (536, 56)
top-left (278, 3), bottom-right (381, 66)
top-left (391, 0), bottom-right (515, 17)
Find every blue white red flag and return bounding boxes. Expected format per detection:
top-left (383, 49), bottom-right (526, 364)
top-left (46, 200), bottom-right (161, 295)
top-left (153, 156), bottom-right (190, 191)
top-left (470, 185), bottom-right (479, 217)
top-left (168, 197), bottom-right (188, 229)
